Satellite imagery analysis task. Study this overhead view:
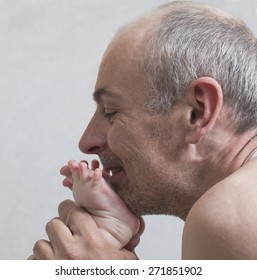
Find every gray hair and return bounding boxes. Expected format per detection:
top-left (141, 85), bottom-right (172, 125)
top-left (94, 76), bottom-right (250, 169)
top-left (140, 1), bottom-right (257, 132)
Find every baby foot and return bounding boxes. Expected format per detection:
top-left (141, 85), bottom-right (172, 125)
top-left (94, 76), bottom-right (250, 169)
top-left (68, 160), bottom-right (108, 209)
top-left (67, 160), bottom-right (140, 248)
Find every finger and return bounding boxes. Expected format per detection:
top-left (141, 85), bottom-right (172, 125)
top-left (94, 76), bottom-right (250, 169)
top-left (33, 239), bottom-right (55, 260)
top-left (125, 217), bottom-right (145, 252)
top-left (27, 255), bottom-right (36, 260)
top-left (45, 217), bottom-right (73, 245)
top-left (117, 247), bottom-right (139, 260)
top-left (58, 200), bottom-right (99, 237)
top-left (58, 199), bottom-right (78, 223)
top-left (137, 216), bottom-right (145, 236)
top-left (124, 233), bottom-right (141, 252)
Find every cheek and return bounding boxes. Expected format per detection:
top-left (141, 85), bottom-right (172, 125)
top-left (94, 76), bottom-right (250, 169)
top-left (108, 120), bottom-right (147, 162)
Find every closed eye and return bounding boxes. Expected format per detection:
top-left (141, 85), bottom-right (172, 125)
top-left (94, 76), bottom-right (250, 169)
top-left (104, 105), bottom-right (118, 120)
top-left (104, 111), bottom-right (117, 119)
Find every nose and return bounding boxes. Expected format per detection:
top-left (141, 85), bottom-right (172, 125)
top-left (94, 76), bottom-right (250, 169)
top-left (79, 111), bottom-right (108, 155)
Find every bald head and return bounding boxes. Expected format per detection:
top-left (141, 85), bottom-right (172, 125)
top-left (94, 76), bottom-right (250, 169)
top-left (108, 0), bottom-right (257, 133)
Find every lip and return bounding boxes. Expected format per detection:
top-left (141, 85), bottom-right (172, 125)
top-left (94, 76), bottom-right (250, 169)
top-left (103, 166), bottom-right (123, 176)
top-left (109, 169), bottom-right (125, 189)
top-left (103, 165), bottom-right (125, 189)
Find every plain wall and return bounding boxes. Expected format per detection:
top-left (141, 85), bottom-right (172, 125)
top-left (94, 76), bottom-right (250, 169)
top-left (1, 0), bottom-right (257, 260)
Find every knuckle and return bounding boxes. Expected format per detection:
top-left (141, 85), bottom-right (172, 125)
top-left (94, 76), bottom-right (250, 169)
top-left (33, 239), bottom-right (42, 249)
top-left (59, 199), bottom-right (74, 209)
top-left (64, 249), bottom-right (83, 260)
top-left (58, 199), bottom-right (72, 213)
top-left (45, 218), bottom-right (59, 233)
top-left (59, 242), bottom-right (86, 260)
top-left (67, 205), bottom-right (78, 219)
top-left (58, 199), bottom-right (78, 222)
top-left (33, 239), bottom-right (46, 252)
top-left (65, 204), bottom-right (83, 225)
top-left (33, 239), bottom-right (54, 260)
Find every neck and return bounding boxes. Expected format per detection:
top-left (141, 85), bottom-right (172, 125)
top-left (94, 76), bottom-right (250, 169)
top-left (173, 128), bottom-right (257, 220)
top-left (190, 128), bottom-right (257, 202)
top-left (227, 131), bottom-right (257, 172)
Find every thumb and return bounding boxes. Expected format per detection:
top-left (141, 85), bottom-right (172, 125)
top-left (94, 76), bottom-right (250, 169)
top-left (124, 216), bottom-right (145, 252)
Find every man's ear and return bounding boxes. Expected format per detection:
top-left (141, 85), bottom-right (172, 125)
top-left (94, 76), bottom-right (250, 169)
top-left (185, 77), bottom-right (223, 144)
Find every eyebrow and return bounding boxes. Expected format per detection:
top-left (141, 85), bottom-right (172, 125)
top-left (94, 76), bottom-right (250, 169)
top-left (93, 88), bottom-right (108, 103)
top-left (93, 88), bottom-right (112, 104)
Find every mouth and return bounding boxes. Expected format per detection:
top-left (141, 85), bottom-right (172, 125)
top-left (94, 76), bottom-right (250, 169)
top-left (103, 166), bottom-right (123, 176)
top-left (103, 166), bottom-right (125, 188)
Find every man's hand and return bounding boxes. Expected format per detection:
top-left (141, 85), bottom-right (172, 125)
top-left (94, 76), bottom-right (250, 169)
top-left (28, 200), bottom-right (144, 260)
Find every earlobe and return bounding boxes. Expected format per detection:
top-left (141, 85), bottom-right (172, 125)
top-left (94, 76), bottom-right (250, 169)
top-left (185, 77), bottom-right (223, 144)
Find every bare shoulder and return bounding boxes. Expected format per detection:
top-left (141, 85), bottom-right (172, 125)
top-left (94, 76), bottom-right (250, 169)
top-left (182, 158), bottom-right (257, 259)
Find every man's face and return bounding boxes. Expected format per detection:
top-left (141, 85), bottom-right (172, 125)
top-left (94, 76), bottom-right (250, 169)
top-left (79, 34), bottom-right (188, 216)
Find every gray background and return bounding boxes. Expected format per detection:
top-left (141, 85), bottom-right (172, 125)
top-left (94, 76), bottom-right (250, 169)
top-left (1, 0), bottom-right (257, 260)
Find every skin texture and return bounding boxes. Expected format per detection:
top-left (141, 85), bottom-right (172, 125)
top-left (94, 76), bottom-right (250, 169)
top-left (29, 4), bottom-right (257, 260)
top-left (182, 157), bottom-right (257, 259)
top-left (60, 159), bottom-right (140, 249)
